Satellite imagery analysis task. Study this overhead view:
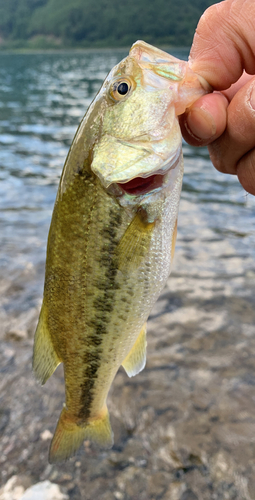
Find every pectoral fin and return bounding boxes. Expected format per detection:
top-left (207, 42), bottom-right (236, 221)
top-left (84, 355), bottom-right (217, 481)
top-left (117, 210), bottom-right (155, 272)
top-left (33, 304), bottom-right (61, 385)
top-left (122, 323), bottom-right (147, 377)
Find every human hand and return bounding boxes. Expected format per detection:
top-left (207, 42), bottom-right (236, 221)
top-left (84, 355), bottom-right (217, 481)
top-left (179, 0), bottom-right (255, 195)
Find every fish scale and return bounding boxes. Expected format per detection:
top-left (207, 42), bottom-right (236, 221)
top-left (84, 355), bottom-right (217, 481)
top-left (33, 40), bottom-right (209, 463)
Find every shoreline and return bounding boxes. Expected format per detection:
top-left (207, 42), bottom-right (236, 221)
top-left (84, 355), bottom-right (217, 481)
top-left (0, 44), bottom-right (190, 55)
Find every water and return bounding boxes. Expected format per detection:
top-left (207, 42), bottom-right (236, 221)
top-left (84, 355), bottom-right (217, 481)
top-left (1, 50), bottom-right (255, 499)
top-left (0, 50), bottom-right (124, 318)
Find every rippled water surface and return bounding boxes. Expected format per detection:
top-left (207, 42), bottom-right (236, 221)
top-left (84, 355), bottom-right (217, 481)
top-left (1, 50), bottom-right (255, 499)
top-left (0, 50), bottom-right (124, 314)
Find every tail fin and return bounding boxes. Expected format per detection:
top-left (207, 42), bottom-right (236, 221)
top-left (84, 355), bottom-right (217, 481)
top-left (49, 405), bottom-right (113, 463)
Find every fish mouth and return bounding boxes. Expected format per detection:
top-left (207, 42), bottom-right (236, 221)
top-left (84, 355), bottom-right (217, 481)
top-left (117, 173), bottom-right (165, 196)
top-left (117, 150), bottom-right (181, 196)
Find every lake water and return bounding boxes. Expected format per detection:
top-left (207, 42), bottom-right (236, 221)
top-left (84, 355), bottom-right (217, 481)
top-left (1, 49), bottom-right (255, 500)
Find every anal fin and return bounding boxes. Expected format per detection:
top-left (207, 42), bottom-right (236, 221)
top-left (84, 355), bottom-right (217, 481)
top-left (122, 323), bottom-right (147, 377)
top-left (33, 303), bottom-right (61, 385)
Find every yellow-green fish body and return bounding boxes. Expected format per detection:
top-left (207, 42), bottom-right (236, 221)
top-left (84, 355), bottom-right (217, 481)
top-left (33, 41), bottom-right (208, 463)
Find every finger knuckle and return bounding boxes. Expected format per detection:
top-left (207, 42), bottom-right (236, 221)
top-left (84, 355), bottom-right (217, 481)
top-left (208, 141), bottom-right (236, 174)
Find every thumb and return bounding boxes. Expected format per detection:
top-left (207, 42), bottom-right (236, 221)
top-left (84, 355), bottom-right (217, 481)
top-left (189, 0), bottom-right (255, 90)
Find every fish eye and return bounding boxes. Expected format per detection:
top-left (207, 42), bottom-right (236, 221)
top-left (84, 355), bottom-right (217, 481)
top-left (117, 82), bottom-right (129, 95)
top-left (109, 78), bottom-right (133, 101)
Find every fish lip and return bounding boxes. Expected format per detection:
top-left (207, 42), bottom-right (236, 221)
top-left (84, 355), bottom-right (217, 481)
top-left (142, 146), bottom-right (181, 178)
top-left (114, 145), bottom-right (181, 185)
top-left (116, 147), bottom-right (181, 196)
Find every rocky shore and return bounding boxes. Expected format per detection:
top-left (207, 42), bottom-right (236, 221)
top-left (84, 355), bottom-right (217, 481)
top-left (1, 232), bottom-right (255, 500)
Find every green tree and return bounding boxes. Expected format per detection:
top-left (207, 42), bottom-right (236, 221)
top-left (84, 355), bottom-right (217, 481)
top-left (0, 0), bottom-right (219, 48)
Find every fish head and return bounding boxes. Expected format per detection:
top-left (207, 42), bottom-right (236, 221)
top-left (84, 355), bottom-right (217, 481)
top-left (91, 41), bottom-right (209, 207)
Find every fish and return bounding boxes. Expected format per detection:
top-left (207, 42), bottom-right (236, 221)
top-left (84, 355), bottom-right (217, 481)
top-left (33, 40), bottom-right (209, 463)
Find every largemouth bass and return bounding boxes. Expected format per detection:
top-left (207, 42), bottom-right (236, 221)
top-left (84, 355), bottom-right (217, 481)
top-left (33, 41), bottom-right (208, 463)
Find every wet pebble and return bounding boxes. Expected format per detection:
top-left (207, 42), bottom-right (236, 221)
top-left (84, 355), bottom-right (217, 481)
top-left (20, 481), bottom-right (68, 500)
top-left (0, 475), bottom-right (31, 500)
top-left (180, 490), bottom-right (198, 500)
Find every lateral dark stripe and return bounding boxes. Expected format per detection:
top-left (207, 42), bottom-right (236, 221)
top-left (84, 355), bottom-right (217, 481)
top-left (78, 207), bottom-right (121, 421)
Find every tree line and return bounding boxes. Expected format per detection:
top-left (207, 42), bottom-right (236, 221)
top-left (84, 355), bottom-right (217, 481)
top-left (0, 0), bottom-right (218, 49)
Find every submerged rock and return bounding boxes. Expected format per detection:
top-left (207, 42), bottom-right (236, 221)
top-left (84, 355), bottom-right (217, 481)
top-left (0, 478), bottom-right (68, 500)
top-left (0, 476), bottom-right (31, 500)
top-left (20, 481), bottom-right (68, 500)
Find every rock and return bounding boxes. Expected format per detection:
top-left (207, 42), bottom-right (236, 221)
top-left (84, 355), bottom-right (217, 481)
top-left (40, 430), bottom-right (53, 441)
top-left (180, 490), bottom-right (199, 500)
top-left (162, 482), bottom-right (186, 500)
top-left (4, 307), bottom-right (39, 341)
top-left (0, 409), bottom-right (10, 437)
top-left (20, 481), bottom-right (68, 500)
top-left (5, 329), bottom-right (27, 341)
top-left (0, 475), bottom-right (31, 500)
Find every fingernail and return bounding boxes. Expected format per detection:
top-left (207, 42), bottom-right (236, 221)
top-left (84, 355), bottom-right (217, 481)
top-left (249, 85), bottom-right (255, 110)
top-left (186, 108), bottom-right (216, 140)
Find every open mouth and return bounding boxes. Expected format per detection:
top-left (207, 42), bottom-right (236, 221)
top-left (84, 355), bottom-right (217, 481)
top-left (115, 148), bottom-right (181, 196)
top-left (117, 173), bottom-right (165, 196)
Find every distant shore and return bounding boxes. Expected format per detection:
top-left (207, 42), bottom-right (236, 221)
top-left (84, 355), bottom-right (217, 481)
top-left (0, 35), bottom-right (190, 53)
top-left (0, 43), bottom-right (190, 56)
